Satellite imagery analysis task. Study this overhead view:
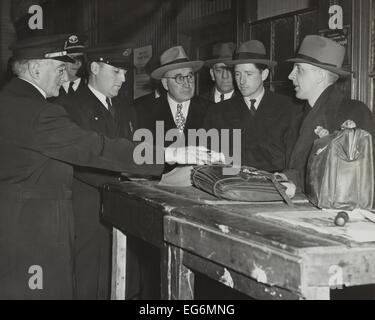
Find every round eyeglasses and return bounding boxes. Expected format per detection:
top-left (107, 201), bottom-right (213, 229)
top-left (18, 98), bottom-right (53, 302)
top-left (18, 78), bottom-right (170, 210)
top-left (163, 73), bottom-right (195, 84)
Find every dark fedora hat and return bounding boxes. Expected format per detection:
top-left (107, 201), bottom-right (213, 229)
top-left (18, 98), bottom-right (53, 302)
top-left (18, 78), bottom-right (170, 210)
top-left (10, 34), bottom-right (75, 63)
top-left (226, 40), bottom-right (276, 68)
top-left (204, 42), bottom-right (236, 67)
top-left (286, 35), bottom-right (351, 77)
top-left (151, 46), bottom-right (204, 79)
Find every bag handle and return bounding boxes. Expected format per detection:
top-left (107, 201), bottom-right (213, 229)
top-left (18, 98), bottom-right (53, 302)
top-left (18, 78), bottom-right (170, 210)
top-left (270, 175), bottom-right (294, 207)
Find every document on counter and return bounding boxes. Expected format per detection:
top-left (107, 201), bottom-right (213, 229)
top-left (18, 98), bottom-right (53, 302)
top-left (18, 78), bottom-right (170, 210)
top-left (158, 166), bottom-right (194, 187)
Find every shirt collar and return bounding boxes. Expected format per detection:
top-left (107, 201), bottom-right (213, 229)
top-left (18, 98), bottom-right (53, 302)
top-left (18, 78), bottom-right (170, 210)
top-left (243, 87), bottom-right (265, 110)
top-left (214, 88), bottom-right (234, 103)
top-left (62, 78), bottom-right (81, 93)
top-left (18, 77), bottom-right (47, 99)
top-left (167, 94), bottom-right (190, 119)
top-left (88, 84), bottom-right (110, 109)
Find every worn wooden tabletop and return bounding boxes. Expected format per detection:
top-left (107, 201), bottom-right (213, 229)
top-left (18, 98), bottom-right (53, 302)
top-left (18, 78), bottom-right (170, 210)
top-left (102, 180), bottom-right (375, 299)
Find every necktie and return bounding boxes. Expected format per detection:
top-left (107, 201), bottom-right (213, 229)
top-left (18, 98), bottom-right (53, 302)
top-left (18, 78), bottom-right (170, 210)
top-left (68, 81), bottom-right (75, 94)
top-left (220, 93), bottom-right (225, 102)
top-left (106, 97), bottom-right (115, 117)
top-left (249, 99), bottom-right (257, 116)
top-left (175, 104), bottom-right (186, 132)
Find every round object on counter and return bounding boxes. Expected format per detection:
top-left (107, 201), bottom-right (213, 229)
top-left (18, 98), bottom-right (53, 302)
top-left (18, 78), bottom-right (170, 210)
top-left (334, 211), bottom-right (349, 226)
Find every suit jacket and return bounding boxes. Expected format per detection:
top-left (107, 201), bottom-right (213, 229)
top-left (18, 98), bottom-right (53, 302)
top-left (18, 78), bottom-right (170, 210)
top-left (0, 78), bottom-right (162, 299)
top-left (285, 84), bottom-right (375, 192)
top-left (200, 87), bottom-right (237, 103)
top-left (136, 94), bottom-right (210, 172)
top-left (204, 89), bottom-right (304, 172)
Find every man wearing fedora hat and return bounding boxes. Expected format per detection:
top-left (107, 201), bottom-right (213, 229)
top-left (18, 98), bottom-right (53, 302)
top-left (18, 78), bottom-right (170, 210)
top-left (204, 40), bottom-right (302, 172)
top-left (141, 45), bottom-right (210, 173)
top-left (200, 42), bottom-right (237, 103)
top-left (0, 35), bottom-right (217, 299)
top-left (283, 35), bottom-right (375, 195)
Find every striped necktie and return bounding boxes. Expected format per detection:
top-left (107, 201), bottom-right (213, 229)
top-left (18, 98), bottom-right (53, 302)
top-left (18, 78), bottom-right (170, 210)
top-left (175, 104), bottom-right (186, 132)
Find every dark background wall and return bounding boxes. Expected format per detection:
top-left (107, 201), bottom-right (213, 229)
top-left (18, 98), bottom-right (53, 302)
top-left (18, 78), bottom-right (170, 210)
top-left (0, 0), bottom-right (373, 108)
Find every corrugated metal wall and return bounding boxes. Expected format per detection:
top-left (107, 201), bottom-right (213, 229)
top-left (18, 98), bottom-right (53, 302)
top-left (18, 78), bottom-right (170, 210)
top-left (0, 0), bottom-right (16, 77)
top-left (133, 0), bottom-right (232, 54)
top-left (134, 2), bottom-right (177, 55)
top-left (257, 0), bottom-right (310, 20)
top-left (177, 0), bottom-right (232, 24)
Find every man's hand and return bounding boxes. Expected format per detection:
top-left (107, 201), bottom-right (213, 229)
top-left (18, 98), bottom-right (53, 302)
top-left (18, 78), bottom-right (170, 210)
top-left (274, 172), bottom-right (296, 198)
top-left (165, 146), bottom-right (225, 165)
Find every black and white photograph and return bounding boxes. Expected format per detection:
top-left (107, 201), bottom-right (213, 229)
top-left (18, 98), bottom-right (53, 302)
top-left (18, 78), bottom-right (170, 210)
top-left (0, 0), bottom-right (375, 305)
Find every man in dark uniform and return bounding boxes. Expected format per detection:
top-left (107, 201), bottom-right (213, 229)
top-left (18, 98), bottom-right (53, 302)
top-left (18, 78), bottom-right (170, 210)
top-left (59, 44), bottom-right (137, 300)
top-left (0, 35), bottom-right (219, 300)
top-left (200, 42), bottom-right (237, 103)
top-left (59, 34), bottom-right (87, 97)
top-left (204, 40), bottom-right (303, 172)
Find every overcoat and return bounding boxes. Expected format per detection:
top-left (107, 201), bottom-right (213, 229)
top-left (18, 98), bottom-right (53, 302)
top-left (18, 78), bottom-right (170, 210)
top-left (204, 90), bottom-right (304, 172)
top-left (285, 84), bottom-right (375, 192)
top-left (0, 78), bottom-right (162, 299)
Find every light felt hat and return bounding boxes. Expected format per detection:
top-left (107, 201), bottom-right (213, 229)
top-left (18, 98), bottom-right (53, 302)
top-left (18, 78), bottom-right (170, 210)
top-left (286, 35), bottom-right (351, 77)
top-left (151, 46), bottom-right (204, 79)
top-left (225, 40), bottom-right (277, 68)
top-left (204, 42), bottom-right (236, 67)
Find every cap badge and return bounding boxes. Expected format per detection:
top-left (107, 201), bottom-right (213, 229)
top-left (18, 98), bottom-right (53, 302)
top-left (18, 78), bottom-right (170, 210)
top-left (123, 48), bottom-right (132, 57)
top-left (69, 35), bottom-right (79, 44)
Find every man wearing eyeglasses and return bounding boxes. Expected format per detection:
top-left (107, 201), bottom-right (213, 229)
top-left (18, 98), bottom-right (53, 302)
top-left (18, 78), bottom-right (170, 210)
top-left (131, 46), bottom-right (209, 299)
top-left (138, 46), bottom-right (210, 175)
top-left (200, 42), bottom-right (237, 103)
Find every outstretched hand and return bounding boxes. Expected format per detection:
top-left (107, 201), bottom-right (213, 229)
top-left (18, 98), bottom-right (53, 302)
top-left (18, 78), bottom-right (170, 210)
top-left (165, 146), bottom-right (225, 165)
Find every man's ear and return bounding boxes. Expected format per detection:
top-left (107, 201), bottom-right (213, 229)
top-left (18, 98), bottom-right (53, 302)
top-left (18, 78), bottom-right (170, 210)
top-left (209, 68), bottom-right (215, 81)
top-left (90, 62), bottom-right (100, 75)
top-left (261, 68), bottom-right (270, 82)
top-left (316, 68), bottom-right (326, 84)
top-left (161, 78), bottom-right (169, 91)
top-left (28, 61), bottom-right (41, 80)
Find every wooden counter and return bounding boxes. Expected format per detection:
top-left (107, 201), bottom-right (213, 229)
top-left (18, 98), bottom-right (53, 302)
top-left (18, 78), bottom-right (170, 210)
top-left (102, 181), bottom-right (375, 300)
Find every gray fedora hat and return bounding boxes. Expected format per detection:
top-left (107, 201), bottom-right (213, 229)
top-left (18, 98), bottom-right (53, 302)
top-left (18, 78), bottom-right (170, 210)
top-left (286, 35), bottom-right (351, 77)
top-left (204, 42), bottom-right (236, 67)
top-left (225, 40), bottom-right (277, 68)
top-left (151, 46), bottom-right (204, 79)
